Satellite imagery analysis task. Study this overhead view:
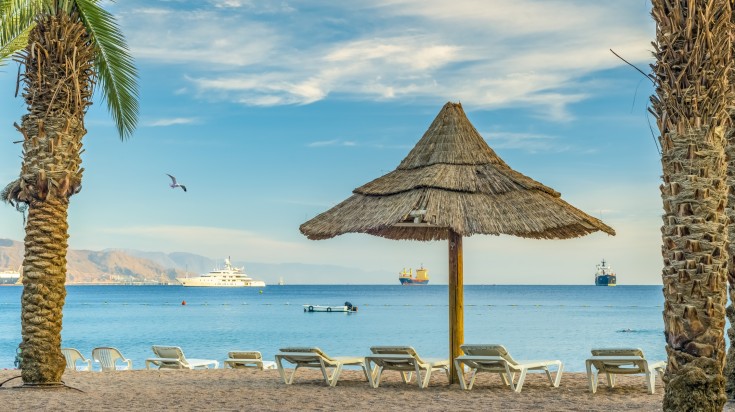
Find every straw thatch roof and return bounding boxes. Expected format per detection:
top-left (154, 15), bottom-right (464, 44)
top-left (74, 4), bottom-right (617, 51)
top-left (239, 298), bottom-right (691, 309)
top-left (300, 102), bottom-right (615, 241)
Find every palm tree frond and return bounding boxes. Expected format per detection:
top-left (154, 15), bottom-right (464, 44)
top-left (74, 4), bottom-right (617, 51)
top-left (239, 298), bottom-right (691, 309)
top-left (0, 0), bottom-right (42, 65)
top-left (76, 0), bottom-right (139, 140)
top-left (0, 24), bottom-right (32, 65)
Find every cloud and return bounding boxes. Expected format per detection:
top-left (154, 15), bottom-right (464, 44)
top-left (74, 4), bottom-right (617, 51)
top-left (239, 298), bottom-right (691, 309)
top-left (484, 131), bottom-right (560, 152)
top-left (307, 139), bottom-right (357, 148)
top-left (145, 117), bottom-right (198, 127)
top-left (120, 7), bottom-right (279, 68)
top-left (119, 1), bottom-right (654, 119)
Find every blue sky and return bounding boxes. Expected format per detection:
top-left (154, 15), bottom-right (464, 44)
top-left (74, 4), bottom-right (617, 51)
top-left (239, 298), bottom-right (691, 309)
top-left (0, 0), bottom-right (662, 284)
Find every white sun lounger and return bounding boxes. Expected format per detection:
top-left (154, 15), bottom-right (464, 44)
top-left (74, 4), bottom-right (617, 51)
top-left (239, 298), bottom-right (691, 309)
top-left (61, 347), bottom-right (92, 371)
top-left (92, 347), bottom-right (133, 371)
top-left (274, 347), bottom-right (368, 387)
top-left (585, 348), bottom-right (666, 394)
top-left (454, 344), bottom-right (563, 393)
top-left (223, 351), bottom-right (276, 370)
top-left (145, 345), bottom-right (219, 370)
top-left (365, 346), bottom-right (450, 389)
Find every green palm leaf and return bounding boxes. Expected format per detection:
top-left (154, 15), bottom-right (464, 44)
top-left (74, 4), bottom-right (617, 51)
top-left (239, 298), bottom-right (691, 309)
top-left (0, 0), bottom-right (139, 140)
top-left (0, 0), bottom-right (39, 64)
top-left (76, 0), bottom-right (139, 140)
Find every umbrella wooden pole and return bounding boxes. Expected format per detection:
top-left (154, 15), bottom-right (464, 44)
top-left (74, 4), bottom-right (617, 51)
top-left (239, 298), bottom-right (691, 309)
top-left (448, 230), bottom-right (463, 384)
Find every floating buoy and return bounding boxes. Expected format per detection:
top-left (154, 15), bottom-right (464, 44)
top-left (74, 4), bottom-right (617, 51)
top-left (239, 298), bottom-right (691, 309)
top-left (181, 300), bottom-right (186, 305)
top-left (259, 290), bottom-right (263, 294)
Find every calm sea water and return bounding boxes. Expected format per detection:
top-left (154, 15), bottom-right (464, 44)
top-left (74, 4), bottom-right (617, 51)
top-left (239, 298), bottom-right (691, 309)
top-left (0, 285), bottom-right (666, 372)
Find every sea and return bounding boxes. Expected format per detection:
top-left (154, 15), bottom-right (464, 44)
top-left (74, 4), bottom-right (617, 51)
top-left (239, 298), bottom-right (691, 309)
top-left (0, 285), bottom-right (667, 372)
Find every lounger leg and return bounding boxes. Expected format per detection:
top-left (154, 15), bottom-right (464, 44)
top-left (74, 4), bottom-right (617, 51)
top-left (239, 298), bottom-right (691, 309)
top-left (368, 362), bottom-right (384, 389)
top-left (586, 360), bottom-right (597, 393)
top-left (275, 357), bottom-right (289, 384)
top-left (399, 371), bottom-right (414, 383)
top-left (543, 363), bottom-right (564, 388)
top-left (552, 362), bottom-right (563, 387)
top-left (276, 357), bottom-right (299, 385)
top-left (544, 366), bottom-right (553, 385)
top-left (360, 363), bottom-right (370, 382)
top-left (328, 364), bottom-right (343, 387)
top-left (505, 364), bottom-right (517, 392)
top-left (514, 368), bottom-right (528, 393)
top-left (645, 372), bottom-right (655, 394)
top-left (416, 363), bottom-right (430, 389)
top-left (467, 370), bottom-right (478, 390)
top-left (608, 372), bottom-right (615, 388)
top-left (318, 359), bottom-right (331, 386)
top-left (499, 372), bottom-right (509, 386)
top-left (454, 360), bottom-right (468, 390)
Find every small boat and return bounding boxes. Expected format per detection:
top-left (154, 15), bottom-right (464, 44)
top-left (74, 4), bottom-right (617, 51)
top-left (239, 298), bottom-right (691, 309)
top-left (595, 259), bottom-right (617, 286)
top-left (399, 266), bottom-right (429, 285)
top-left (177, 257), bottom-right (265, 287)
top-left (278, 277), bottom-right (285, 286)
top-left (303, 302), bottom-right (357, 312)
top-left (0, 266), bottom-right (21, 286)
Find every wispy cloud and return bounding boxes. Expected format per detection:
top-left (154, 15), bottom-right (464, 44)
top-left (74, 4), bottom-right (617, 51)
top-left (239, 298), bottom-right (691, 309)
top-left (119, 0), bottom-right (653, 120)
top-left (484, 130), bottom-right (571, 153)
top-left (307, 139), bottom-right (357, 148)
top-left (145, 117), bottom-right (199, 127)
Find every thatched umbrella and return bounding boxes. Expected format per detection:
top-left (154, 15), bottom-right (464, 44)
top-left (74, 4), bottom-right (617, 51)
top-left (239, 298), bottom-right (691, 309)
top-left (300, 102), bottom-right (615, 383)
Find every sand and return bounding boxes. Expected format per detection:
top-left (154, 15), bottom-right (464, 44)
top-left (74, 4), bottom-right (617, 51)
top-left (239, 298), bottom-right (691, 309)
top-left (0, 368), bottom-right (695, 412)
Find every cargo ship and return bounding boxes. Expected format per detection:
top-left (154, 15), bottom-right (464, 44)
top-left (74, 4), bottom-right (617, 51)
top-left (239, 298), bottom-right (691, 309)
top-left (595, 259), bottom-right (616, 286)
top-left (399, 266), bottom-right (429, 285)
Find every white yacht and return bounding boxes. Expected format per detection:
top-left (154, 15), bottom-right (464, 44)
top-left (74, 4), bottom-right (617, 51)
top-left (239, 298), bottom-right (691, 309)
top-left (177, 258), bottom-right (265, 288)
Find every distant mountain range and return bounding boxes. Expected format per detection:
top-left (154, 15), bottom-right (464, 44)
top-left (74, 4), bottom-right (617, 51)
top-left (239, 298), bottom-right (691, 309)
top-left (0, 238), bottom-right (391, 285)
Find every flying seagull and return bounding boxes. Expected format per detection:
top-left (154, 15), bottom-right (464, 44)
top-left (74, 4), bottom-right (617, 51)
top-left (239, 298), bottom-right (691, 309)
top-left (166, 174), bottom-right (187, 192)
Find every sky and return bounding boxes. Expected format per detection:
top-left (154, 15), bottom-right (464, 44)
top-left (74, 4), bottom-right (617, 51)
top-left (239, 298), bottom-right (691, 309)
top-left (0, 0), bottom-right (663, 285)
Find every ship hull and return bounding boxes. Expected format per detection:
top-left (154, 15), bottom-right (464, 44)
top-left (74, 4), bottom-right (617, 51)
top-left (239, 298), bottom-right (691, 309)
top-left (177, 278), bottom-right (266, 287)
top-left (399, 278), bottom-right (429, 285)
top-left (595, 275), bottom-right (616, 286)
top-left (0, 273), bottom-right (20, 285)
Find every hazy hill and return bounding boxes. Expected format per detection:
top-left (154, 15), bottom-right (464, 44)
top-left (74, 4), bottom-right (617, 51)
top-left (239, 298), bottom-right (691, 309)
top-left (0, 238), bottom-right (391, 284)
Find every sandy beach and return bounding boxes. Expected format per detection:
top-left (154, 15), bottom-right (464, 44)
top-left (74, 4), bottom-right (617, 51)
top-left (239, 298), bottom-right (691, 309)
top-left (0, 368), bottom-right (698, 411)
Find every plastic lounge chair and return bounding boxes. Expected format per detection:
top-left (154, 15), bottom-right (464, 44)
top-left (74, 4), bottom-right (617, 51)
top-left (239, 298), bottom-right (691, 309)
top-left (454, 344), bottom-right (563, 393)
top-left (224, 351), bottom-right (276, 370)
top-left (274, 347), bottom-right (368, 387)
top-left (585, 348), bottom-right (665, 394)
top-left (91, 347), bottom-right (133, 371)
top-left (365, 346), bottom-right (450, 389)
top-left (61, 348), bottom-right (92, 371)
top-left (145, 345), bottom-right (219, 370)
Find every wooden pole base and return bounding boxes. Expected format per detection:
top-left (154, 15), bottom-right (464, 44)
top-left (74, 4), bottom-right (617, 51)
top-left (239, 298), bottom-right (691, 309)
top-left (448, 230), bottom-right (464, 384)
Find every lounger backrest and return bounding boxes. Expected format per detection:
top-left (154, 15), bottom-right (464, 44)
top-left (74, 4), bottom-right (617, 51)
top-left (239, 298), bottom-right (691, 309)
top-left (92, 347), bottom-right (125, 371)
top-left (369, 346), bottom-right (423, 363)
top-left (152, 345), bottom-right (188, 367)
top-left (228, 351), bottom-right (262, 361)
top-left (279, 347), bottom-right (331, 361)
top-left (589, 348), bottom-right (649, 374)
top-left (460, 344), bottom-right (519, 366)
top-left (591, 348), bottom-right (645, 357)
top-left (61, 348), bottom-right (86, 370)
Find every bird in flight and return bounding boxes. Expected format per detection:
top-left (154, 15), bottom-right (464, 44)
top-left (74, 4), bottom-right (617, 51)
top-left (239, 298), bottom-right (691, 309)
top-left (166, 174), bottom-right (187, 192)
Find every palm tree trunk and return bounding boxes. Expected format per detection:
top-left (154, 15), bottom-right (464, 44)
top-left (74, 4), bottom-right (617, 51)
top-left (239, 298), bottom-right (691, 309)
top-left (651, 1), bottom-right (732, 410)
top-left (723, 5), bottom-right (735, 400)
top-left (20, 197), bottom-right (69, 384)
top-left (725, 136), bottom-right (735, 399)
top-left (14, 12), bottom-right (93, 385)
